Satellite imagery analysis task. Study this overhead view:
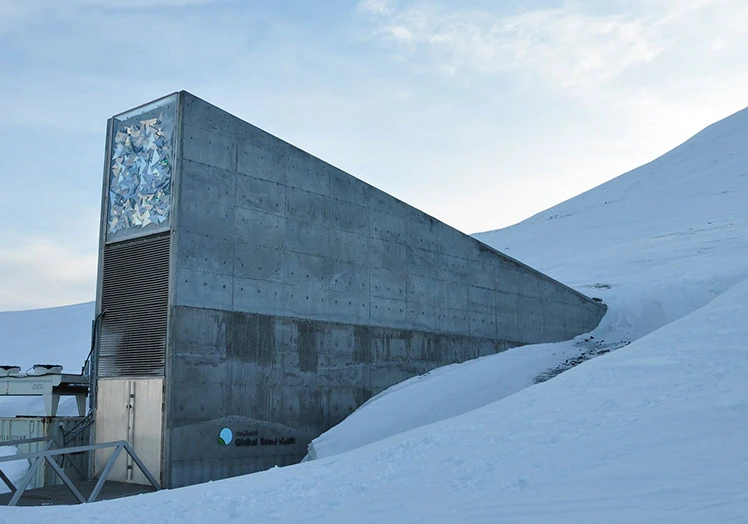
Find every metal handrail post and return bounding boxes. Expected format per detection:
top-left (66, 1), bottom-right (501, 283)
top-left (43, 456), bottom-right (85, 504)
top-left (87, 444), bottom-right (123, 503)
top-left (0, 469), bottom-right (16, 494)
top-left (0, 440), bottom-right (160, 506)
top-left (122, 442), bottom-right (161, 490)
top-left (8, 456), bottom-right (44, 506)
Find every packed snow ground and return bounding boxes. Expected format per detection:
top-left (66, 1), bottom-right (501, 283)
top-left (1, 106), bottom-right (747, 521)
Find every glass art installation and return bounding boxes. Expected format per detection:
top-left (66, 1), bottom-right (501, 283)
top-left (107, 96), bottom-right (176, 241)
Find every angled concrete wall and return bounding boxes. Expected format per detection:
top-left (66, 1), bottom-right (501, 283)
top-left (162, 92), bottom-right (606, 488)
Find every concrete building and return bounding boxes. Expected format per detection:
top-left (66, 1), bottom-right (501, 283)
top-left (93, 91), bottom-right (606, 489)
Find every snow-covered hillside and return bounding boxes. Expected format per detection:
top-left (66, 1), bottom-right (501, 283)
top-left (1, 105), bottom-right (748, 522)
top-left (477, 105), bottom-right (748, 340)
top-left (307, 106), bottom-right (748, 462)
top-left (0, 302), bottom-right (93, 373)
top-left (0, 302), bottom-right (93, 417)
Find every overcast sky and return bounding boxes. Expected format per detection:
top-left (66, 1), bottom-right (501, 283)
top-left (1, 0), bottom-right (747, 311)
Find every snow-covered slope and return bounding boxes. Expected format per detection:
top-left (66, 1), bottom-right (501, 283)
top-left (6, 276), bottom-right (748, 523)
top-left (0, 302), bottom-right (93, 372)
top-left (0, 302), bottom-right (93, 417)
top-left (308, 106), bottom-right (748, 461)
top-left (477, 105), bottom-right (748, 340)
top-left (1, 106), bottom-right (748, 522)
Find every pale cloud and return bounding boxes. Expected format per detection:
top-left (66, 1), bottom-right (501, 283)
top-left (71, 0), bottom-right (228, 7)
top-left (359, 2), bottom-right (666, 90)
top-left (389, 25), bottom-right (415, 41)
top-left (2, 0), bottom-right (748, 312)
top-left (0, 240), bottom-right (97, 311)
top-left (358, 0), bottom-right (393, 16)
top-left (358, 0), bottom-right (748, 92)
top-left (0, 1), bottom-right (30, 34)
top-left (0, 1), bottom-right (24, 18)
top-left (352, 0), bottom-right (748, 239)
top-left (712, 38), bottom-right (727, 50)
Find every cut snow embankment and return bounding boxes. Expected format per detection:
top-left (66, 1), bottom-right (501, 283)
top-left (5, 275), bottom-right (748, 523)
top-left (305, 337), bottom-right (589, 460)
top-left (307, 265), bottom-right (745, 461)
top-left (309, 106), bottom-right (748, 461)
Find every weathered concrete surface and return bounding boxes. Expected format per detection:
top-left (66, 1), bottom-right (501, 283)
top-left (160, 91), bottom-right (606, 488)
top-left (166, 306), bottom-right (516, 487)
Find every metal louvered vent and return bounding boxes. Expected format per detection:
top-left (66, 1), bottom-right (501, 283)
top-left (98, 233), bottom-right (170, 377)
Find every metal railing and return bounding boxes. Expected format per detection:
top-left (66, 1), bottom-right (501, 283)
top-left (0, 438), bottom-right (160, 506)
top-left (0, 436), bottom-right (56, 495)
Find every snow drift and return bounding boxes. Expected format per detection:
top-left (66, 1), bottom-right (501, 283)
top-left (306, 105), bottom-right (748, 462)
top-left (1, 105), bottom-right (748, 522)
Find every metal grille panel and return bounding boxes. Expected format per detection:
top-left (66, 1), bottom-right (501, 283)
top-left (98, 234), bottom-right (170, 377)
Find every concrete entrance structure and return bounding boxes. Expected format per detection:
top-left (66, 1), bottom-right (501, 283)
top-left (93, 91), bottom-right (606, 489)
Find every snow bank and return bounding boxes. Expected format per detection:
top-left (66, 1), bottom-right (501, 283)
top-left (306, 336), bottom-right (590, 460)
top-left (308, 105), bottom-right (748, 461)
top-left (1, 105), bottom-right (747, 522)
top-left (0, 302), bottom-right (93, 373)
top-left (0, 446), bottom-right (27, 495)
top-left (5, 277), bottom-right (748, 523)
top-left (477, 106), bottom-right (748, 339)
top-left (0, 302), bottom-right (92, 417)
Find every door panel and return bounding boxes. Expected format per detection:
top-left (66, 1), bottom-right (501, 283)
top-left (95, 377), bottom-right (163, 485)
